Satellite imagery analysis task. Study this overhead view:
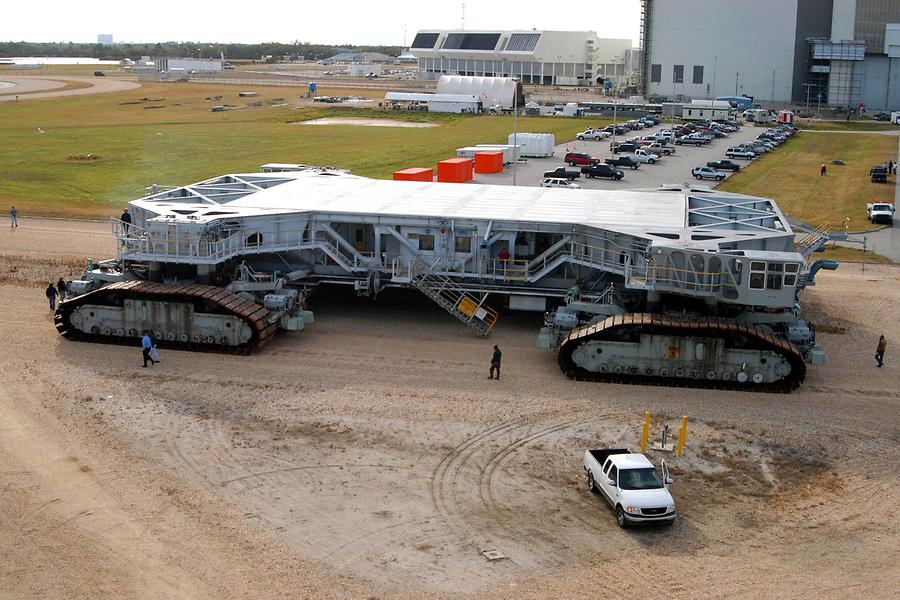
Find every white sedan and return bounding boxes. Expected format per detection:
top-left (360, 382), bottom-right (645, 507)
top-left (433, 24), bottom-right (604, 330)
top-left (541, 177), bottom-right (581, 189)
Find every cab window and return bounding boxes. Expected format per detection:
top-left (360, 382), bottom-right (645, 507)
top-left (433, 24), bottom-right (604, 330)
top-left (607, 465), bottom-right (618, 485)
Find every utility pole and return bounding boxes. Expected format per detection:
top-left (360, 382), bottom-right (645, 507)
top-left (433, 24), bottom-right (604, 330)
top-left (461, 3), bottom-right (465, 30)
top-left (735, 71), bottom-right (739, 96)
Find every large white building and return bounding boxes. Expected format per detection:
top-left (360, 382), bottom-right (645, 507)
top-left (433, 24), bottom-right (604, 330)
top-left (410, 30), bottom-right (632, 86)
top-left (643, 0), bottom-right (900, 109)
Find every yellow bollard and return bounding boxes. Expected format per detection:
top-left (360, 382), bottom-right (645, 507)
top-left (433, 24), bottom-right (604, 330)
top-left (677, 415), bottom-right (688, 457)
top-left (640, 411), bottom-right (650, 453)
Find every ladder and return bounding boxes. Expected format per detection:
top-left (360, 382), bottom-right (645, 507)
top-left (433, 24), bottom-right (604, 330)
top-left (413, 270), bottom-right (498, 336)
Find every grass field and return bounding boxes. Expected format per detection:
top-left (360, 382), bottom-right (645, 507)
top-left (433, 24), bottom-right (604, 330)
top-left (798, 118), bottom-right (900, 132)
top-left (718, 131), bottom-right (898, 231)
top-left (0, 81), bottom-right (604, 219)
top-left (818, 244), bottom-right (893, 264)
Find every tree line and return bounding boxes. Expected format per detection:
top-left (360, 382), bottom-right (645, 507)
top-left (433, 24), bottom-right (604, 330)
top-left (0, 41), bottom-right (404, 61)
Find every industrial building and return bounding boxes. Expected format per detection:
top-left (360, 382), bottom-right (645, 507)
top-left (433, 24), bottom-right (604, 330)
top-left (641, 0), bottom-right (900, 109)
top-left (385, 75), bottom-right (524, 113)
top-left (154, 58), bottom-right (222, 73)
top-left (410, 30), bottom-right (633, 86)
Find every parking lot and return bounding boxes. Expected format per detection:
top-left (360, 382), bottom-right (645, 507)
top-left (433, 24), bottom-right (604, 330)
top-left (474, 121), bottom-right (767, 190)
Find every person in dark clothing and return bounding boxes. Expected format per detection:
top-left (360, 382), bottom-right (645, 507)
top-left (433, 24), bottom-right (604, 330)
top-left (875, 335), bottom-right (886, 368)
top-left (120, 208), bottom-right (132, 233)
top-left (56, 277), bottom-right (67, 303)
top-left (488, 345), bottom-right (502, 380)
top-left (820, 163), bottom-right (827, 176)
top-left (45, 283), bottom-right (58, 310)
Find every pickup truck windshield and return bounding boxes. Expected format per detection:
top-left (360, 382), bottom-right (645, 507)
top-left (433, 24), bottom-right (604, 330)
top-left (619, 468), bottom-right (664, 490)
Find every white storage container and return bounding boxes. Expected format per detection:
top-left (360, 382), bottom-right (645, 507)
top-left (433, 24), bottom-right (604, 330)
top-left (508, 133), bottom-right (555, 158)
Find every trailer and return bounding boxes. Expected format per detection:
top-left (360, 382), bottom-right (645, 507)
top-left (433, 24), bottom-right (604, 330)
top-left (57, 168), bottom-right (838, 392)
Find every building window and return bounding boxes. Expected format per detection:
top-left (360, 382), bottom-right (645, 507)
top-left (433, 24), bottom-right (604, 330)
top-left (418, 234), bottom-right (434, 251)
top-left (693, 65), bottom-right (704, 84)
top-left (650, 64), bottom-right (662, 83)
top-left (455, 236), bottom-right (472, 253)
top-left (673, 65), bottom-right (684, 84)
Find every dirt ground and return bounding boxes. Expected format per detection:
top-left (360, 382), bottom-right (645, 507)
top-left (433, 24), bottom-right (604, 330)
top-left (1, 219), bottom-right (898, 599)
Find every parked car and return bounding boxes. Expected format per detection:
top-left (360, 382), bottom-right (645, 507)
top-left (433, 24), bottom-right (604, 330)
top-left (605, 155), bottom-right (641, 170)
top-left (726, 147), bottom-right (756, 159)
top-left (632, 149), bottom-right (661, 164)
top-left (691, 166), bottom-right (726, 181)
top-left (564, 152), bottom-right (600, 166)
top-left (541, 177), bottom-right (581, 189)
top-left (576, 128), bottom-right (610, 141)
top-left (581, 164), bottom-right (624, 180)
top-left (870, 165), bottom-right (889, 183)
top-left (543, 167), bottom-right (581, 180)
top-left (867, 201), bottom-right (895, 223)
top-left (583, 448), bottom-right (676, 528)
top-left (675, 136), bottom-right (705, 146)
top-left (610, 142), bottom-right (638, 154)
top-left (707, 159), bottom-right (741, 172)
top-left (646, 143), bottom-right (674, 156)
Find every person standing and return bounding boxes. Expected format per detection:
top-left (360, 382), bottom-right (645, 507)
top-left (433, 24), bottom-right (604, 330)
top-left (56, 277), bottom-right (67, 303)
top-left (141, 330), bottom-right (158, 368)
top-left (889, 160), bottom-right (894, 176)
top-left (45, 283), bottom-right (58, 310)
top-left (488, 344), bottom-right (502, 380)
top-left (820, 163), bottom-right (827, 176)
top-left (9, 206), bottom-right (17, 227)
top-left (120, 208), bottom-right (132, 234)
top-left (875, 335), bottom-right (887, 368)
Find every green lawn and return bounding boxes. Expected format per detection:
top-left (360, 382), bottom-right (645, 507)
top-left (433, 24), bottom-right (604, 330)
top-left (718, 131), bottom-right (898, 232)
top-left (0, 82), bottom-right (605, 219)
top-left (797, 118), bottom-right (900, 132)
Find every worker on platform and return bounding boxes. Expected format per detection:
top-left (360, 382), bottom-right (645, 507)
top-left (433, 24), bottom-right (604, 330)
top-left (45, 283), bottom-right (58, 311)
top-left (120, 208), bottom-right (132, 234)
top-left (875, 335), bottom-right (887, 368)
top-left (488, 345), bottom-right (502, 380)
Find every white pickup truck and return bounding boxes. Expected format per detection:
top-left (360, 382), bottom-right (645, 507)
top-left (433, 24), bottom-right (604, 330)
top-left (576, 128), bottom-right (610, 141)
top-left (583, 448), bottom-right (676, 528)
top-left (867, 202), bottom-right (895, 225)
top-left (632, 149), bottom-right (660, 164)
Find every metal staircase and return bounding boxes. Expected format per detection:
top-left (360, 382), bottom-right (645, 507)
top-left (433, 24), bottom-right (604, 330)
top-left (413, 270), bottom-right (498, 336)
top-left (788, 219), bottom-right (831, 257)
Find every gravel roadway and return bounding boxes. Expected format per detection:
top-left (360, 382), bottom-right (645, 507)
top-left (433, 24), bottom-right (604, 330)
top-left (0, 219), bottom-right (898, 599)
top-left (0, 76), bottom-right (140, 102)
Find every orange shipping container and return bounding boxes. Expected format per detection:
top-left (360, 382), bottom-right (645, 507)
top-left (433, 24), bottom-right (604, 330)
top-left (474, 151), bottom-right (503, 174)
top-left (393, 167), bottom-right (434, 182)
top-left (437, 158), bottom-right (473, 183)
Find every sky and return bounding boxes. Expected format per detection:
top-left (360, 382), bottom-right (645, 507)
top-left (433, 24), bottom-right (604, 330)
top-left (1, 0), bottom-right (642, 47)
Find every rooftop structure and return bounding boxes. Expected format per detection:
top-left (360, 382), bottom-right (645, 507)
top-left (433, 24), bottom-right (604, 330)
top-left (410, 29), bottom-right (632, 86)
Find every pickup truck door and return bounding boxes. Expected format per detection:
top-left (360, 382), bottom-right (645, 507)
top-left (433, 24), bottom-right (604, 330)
top-left (599, 462), bottom-right (619, 505)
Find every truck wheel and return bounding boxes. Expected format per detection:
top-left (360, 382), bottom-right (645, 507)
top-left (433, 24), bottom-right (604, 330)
top-left (586, 173), bottom-right (593, 178)
top-left (568, 161), bottom-right (576, 166)
top-left (616, 506), bottom-right (628, 529)
top-left (587, 472), bottom-right (597, 492)
top-left (577, 136), bottom-right (584, 141)
top-left (695, 174), bottom-right (702, 180)
top-left (662, 519), bottom-right (675, 527)
top-left (717, 176), bottom-right (724, 181)
top-left (632, 165), bottom-right (638, 170)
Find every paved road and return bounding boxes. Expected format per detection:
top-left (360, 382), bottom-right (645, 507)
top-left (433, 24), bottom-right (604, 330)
top-left (473, 123), bottom-right (765, 191)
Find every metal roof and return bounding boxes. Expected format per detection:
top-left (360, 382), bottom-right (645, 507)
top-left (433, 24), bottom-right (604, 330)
top-left (131, 171), bottom-right (796, 250)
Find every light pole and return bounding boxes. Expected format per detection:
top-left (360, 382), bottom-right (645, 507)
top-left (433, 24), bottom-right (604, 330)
top-left (711, 54), bottom-right (717, 100)
top-left (512, 79), bottom-right (519, 186)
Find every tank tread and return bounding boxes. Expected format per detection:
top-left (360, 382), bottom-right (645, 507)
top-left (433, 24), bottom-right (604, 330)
top-left (54, 281), bottom-right (276, 354)
top-left (558, 313), bottom-right (807, 393)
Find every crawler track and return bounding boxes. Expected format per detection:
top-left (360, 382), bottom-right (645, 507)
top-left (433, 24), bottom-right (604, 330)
top-left (54, 281), bottom-right (277, 354)
top-left (558, 313), bottom-right (806, 393)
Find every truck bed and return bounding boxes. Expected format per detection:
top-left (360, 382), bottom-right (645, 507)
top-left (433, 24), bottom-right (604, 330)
top-left (587, 448), bottom-right (631, 467)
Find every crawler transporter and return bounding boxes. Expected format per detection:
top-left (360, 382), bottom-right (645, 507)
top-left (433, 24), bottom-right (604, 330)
top-left (56, 165), bottom-right (836, 391)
